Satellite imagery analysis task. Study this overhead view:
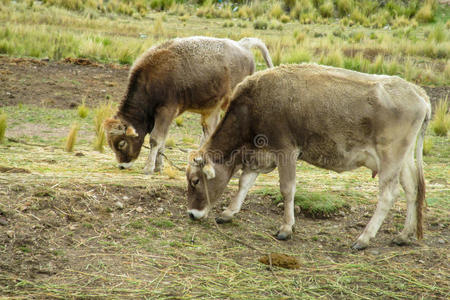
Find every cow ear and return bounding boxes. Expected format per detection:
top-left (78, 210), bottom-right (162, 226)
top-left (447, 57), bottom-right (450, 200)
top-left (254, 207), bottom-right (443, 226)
top-left (104, 118), bottom-right (125, 135)
top-left (126, 125), bottom-right (138, 137)
top-left (202, 163), bottom-right (216, 180)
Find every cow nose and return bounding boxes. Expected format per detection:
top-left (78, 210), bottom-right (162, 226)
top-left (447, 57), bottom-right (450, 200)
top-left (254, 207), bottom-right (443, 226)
top-left (189, 212), bottom-right (196, 220)
top-left (118, 166), bottom-right (125, 170)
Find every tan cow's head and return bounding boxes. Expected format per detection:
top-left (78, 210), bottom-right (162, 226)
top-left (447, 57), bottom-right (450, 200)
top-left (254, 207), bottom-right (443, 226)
top-left (186, 150), bottom-right (231, 220)
top-left (104, 117), bottom-right (145, 169)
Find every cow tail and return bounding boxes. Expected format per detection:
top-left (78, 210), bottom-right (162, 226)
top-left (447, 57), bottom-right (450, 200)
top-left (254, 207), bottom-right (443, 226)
top-left (415, 102), bottom-right (431, 240)
top-left (238, 38), bottom-right (274, 68)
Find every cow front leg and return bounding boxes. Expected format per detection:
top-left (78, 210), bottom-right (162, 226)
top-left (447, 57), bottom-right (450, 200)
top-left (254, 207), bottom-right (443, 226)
top-left (276, 153), bottom-right (298, 240)
top-left (144, 106), bottom-right (177, 175)
top-left (352, 168), bottom-right (400, 250)
top-left (216, 171), bottom-right (258, 224)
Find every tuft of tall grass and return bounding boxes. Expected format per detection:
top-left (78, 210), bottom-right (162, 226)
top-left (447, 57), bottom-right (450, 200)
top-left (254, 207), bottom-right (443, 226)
top-left (320, 49), bottom-right (344, 68)
top-left (415, 1), bottom-right (435, 23)
top-left (94, 101), bottom-right (115, 152)
top-left (336, 0), bottom-right (354, 17)
top-left (284, 48), bottom-right (311, 64)
top-left (423, 137), bottom-right (433, 156)
top-left (269, 20), bottom-right (283, 31)
top-left (0, 111), bottom-right (6, 144)
top-left (431, 97), bottom-right (449, 137)
top-left (65, 122), bottom-right (79, 152)
top-left (253, 18), bottom-right (268, 30)
top-left (152, 16), bottom-right (165, 38)
top-left (272, 40), bottom-right (283, 66)
top-left (319, 0), bottom-right (334, 18)
top-left (164, 165), bottom-right (177, 179)
top-left (165, 137), bottom-right (175, 148)
top-left (428, 24), bottom-right (446, 44)
top-left (175, 116), bottom-right (183, 127)
top-left (269, 2), bottom-right (283, 19)
top-left (77, 98), bottom-right (89, 118)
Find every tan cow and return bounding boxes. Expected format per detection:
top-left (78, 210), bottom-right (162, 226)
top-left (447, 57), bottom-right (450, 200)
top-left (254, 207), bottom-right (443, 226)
top-left (186, 63), bottom-right (431, 250)
top-left (104, 36), bottom-right (273, 174)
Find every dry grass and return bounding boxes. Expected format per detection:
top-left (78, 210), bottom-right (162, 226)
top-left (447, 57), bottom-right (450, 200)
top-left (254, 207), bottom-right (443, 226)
top-left (64, 122), bottom-right (79, 152)
top-left (77, 97), bottom-right (89, 118)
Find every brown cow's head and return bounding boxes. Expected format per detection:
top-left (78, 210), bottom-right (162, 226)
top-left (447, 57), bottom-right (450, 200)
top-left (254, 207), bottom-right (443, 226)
top-left (186, 150), bottom-right (231, 220)
top-left (104, 117), bottom-right (145, 169)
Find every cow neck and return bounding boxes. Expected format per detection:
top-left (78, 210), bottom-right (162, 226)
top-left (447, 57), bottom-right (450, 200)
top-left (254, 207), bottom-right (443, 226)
top-left (116, 73), bottom-right (151, 135)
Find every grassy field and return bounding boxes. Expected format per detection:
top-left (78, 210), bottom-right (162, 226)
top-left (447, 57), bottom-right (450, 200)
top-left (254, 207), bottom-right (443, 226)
top-left (0, 0), bottom-right (449, 298)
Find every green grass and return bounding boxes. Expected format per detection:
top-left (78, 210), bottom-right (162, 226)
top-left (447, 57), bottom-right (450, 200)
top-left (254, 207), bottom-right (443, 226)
top-left (64, 122), bottom-right (79, 152)
top-left (77, 98), bottom-right (89, 118)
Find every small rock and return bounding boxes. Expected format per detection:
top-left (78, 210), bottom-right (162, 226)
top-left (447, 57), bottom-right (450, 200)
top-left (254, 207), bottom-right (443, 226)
top-left (41, 57), bottom-right (50, 62)
top-left (75, 152), bottom-right (85, 157)
top-left (157, 207), bottom-right (164, 214)
top-left (6, 230), bottom-right (14, 238)
top-left (418, 259), bottom-right (425, 264)
top-left (294, 205), bottom-right (301, 214)
top-left (115, 201), bottom-right (124, 210)
top-left (122, 196), bottom-right (129, 201)
top-left (369, 250), bottom-right (380, 255)
top-left (338, 211), bottom-right (346, 217)
top-left (277, 202), bottom-right (284, 208)
top-left (438, 238), bottom-right (445, 244)
top-left (0, 217), bottom-right (7, 226)
top-left (136, 206), bottom-right (143, 213)
top-left (69, 225), bottom-right (77, 231)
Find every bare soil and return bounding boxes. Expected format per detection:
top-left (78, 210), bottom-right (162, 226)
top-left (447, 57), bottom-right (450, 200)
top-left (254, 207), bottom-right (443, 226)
top-left (1, 56), bottom-right (449, 110)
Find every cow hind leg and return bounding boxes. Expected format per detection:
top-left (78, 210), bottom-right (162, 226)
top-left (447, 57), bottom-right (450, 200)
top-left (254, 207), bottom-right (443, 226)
top-left (144, 106), bottom-right (177, 174)
top-left (352, 165), bottom-right (401, 250)
top-left (392, 153), bottom-right (418, 246)
top-left (216, 171), bottom-right (258, 224)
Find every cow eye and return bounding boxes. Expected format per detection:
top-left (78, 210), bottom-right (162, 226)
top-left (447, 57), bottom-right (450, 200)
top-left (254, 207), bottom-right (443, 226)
top-left (118, 140), bottom-right (127, 150)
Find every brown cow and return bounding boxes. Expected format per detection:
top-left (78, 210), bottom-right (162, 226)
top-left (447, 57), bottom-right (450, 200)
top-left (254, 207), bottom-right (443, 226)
top-left (104, 36), bottom-right (273, 174)
top-left (186, 63), bottom-right (431, 250)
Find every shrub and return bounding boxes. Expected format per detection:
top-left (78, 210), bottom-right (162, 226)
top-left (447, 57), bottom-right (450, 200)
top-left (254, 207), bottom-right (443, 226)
top-left (415, 2), bottom-right (434, 23)
top-left (175, 116), bottom-right (183, 126)
top-left (0, 111), bottom-right (6, 144)
top-left (280, 15), bottom-right (290, 23)
top-left (253, 18), bottom-right (268, 30)
top-left (270, 2), bottom-right (283, 19)
top-left (164, 165), bottom-right (177, 179)
top-left (94, 102), bottom-right (115, 153)
top-left (320, 49), bottom-right (344, 68)
top-left (294, 30), bottom-right (306, 44)
top-left (77, 98), bottom-right (88, 118)
top-left (65, 122), bottom-right (79, 152)
top-left (165, 137), bottom-right (175, 148)
top-left (423, 137), bottom-right (433, 156)
top-left (431, 97), bottom-right (449, 137)
top-left (428, 24), bottom-right (446, 44)
top-left (269, 20), bottom-right (283, 31)
top-left (392, 16), bottom-right (410, 29)
top-left (319, 0), bottom-right (334, 18)
top-left (351, 31), bottom-right (365, 43)
top-left (336, 0), bottom-right (353, 17)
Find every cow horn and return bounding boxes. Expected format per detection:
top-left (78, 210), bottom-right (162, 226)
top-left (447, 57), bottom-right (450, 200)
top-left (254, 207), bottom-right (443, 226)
top-left (104, 118), bottom-right (126, 135)
top-left (188, 151), bottom-right (204, 166)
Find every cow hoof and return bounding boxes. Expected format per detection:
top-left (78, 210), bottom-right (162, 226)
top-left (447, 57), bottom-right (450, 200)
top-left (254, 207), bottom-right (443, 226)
top-left (351, 241), bottom-right (368, 251)
top-left (391, 235), bottom-right (411, 246)
top-left (143, 167), bottom-right (154, 175)
top-left (215, 217), bottom-right (232, 224)
top-left (275, 231), bottom-right (292, 241)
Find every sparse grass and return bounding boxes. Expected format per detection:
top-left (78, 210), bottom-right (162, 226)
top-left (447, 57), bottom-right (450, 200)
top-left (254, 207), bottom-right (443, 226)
top-left (93, 101), bottom-right (115, 152)
top-left (415, 1), bottom-right (435, 23)
top-left (77, 98), bottom-right (88, 118)
top-left (164, 164), bottom-right (177, 179)
top-left (64, 122), bottom-right (79, 152)
top-left (423, 137), bottom-right (433, 155)
top-left (431, 97), bottom-right (449, 137)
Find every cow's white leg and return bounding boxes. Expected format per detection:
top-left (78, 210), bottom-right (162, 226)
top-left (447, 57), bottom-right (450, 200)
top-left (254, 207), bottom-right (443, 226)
top-left (200, 107), bottom-right (221, 145)
top-left (276, 154), bottom-right (298, 240)
top-left (216, 171), bottom-right (258, 224)
top-left (352, 168), bottom-right (400, 250)
top-left (393, 153), bottom-right (418, 245)
top-left (144, 106), bottom-right (177, 175)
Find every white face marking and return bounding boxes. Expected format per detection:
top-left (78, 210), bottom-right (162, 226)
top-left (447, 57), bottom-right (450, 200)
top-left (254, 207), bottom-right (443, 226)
top-left (188, 209), bottom-right (208, 220)
top-left (118, 161), bottom-right (134, 169)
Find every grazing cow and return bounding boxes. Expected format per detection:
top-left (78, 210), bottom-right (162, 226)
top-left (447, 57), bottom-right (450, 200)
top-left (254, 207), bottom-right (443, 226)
top-left (104, 36), bottom-right (273, 174)
top-left (186, 64), bottom-right (431, 250)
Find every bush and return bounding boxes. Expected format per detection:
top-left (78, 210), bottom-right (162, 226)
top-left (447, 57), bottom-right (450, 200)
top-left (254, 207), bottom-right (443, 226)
top-left (269, 20), bottom-right (283, 31)
top-left (280, 15), bottom-right (290, 23)
top-left (337, 0), bottom-right (353, 17)
top-left (320, 49), bottom-right (344, 68)
top-left (428, 24), bottom-right (446, 44)
top-left (415, 2), bottom-right (434, 23)
top-left (270, 2), bottom-right (283, 19)
top-left (431, 97), bottom-right (449, 137)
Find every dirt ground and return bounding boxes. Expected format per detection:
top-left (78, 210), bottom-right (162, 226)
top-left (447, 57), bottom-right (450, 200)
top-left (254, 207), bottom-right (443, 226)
top-left (0, 56), bottom-right (449, 298)
top-left (1, 56), bottom-right (449, 110)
